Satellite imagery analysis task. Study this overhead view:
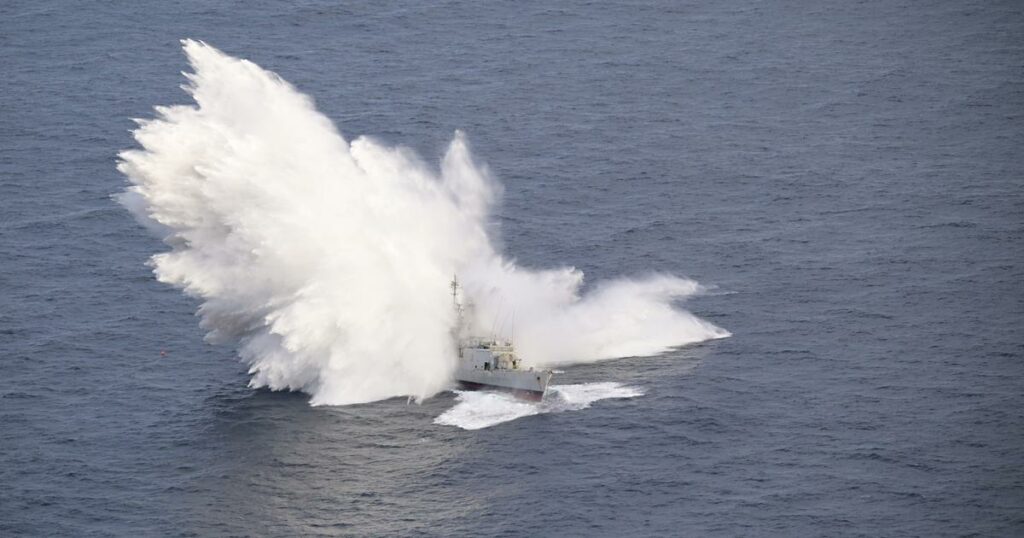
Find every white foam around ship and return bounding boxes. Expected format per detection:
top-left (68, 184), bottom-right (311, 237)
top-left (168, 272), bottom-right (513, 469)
top-left (434, 382), bottom-right (644, 430)
top-left (118, 40), bottom-right (729, 407)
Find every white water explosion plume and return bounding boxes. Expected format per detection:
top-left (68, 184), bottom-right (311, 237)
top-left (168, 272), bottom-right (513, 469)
top-left (117, 40), bottom-right (729, 406)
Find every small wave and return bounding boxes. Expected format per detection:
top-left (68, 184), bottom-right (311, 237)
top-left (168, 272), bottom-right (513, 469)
top-left (434, 382), bottom-right (643, 430)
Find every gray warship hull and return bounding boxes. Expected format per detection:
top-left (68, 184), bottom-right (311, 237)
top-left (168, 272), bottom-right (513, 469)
top-left (454, 362), bottom-right (553, 401)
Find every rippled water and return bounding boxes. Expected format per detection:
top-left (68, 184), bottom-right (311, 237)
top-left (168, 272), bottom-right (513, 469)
top-left (2, 1), bottom-right (1022, 536)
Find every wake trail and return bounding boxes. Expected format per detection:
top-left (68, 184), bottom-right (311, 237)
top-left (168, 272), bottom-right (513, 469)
top-left (434, 383), bottom-right (645, 430)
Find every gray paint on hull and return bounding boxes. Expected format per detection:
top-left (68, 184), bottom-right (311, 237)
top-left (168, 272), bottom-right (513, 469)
top-left (454, 364), bottom-right (553, 395)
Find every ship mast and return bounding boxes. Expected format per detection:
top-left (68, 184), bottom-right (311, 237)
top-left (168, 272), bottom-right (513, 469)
top-left (451, 275), bottom-right (464, 334)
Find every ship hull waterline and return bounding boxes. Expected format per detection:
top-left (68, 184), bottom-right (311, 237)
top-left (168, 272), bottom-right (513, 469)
top-left (455, 380), bottom-right (547, 402)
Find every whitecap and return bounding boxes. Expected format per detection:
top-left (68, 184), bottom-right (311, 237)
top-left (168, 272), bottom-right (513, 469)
top-left (434, 382), bottom-right (644, 430)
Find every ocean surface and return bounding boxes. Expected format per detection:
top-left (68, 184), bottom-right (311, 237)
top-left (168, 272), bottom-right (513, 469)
top-left (2, 1), bottom-right (1023, 536)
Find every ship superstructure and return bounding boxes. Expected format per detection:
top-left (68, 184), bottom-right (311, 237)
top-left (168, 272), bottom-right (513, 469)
top-left (451, 277), bottom-right (553, 400)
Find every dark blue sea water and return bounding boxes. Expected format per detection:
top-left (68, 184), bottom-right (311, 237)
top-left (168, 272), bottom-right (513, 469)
top-left (2, 1), bottom-right (1023, 536)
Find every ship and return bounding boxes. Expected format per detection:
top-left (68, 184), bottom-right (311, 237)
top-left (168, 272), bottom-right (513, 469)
top-left (451, 277), bottom-right (554, 401)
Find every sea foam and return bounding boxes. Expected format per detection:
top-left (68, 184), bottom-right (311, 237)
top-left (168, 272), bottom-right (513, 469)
top-left (434, 383), bottom-right (646, 430)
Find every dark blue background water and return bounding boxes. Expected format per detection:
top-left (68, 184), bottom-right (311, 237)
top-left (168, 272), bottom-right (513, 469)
top-left (2, 1), bottom-right (1022, 536)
